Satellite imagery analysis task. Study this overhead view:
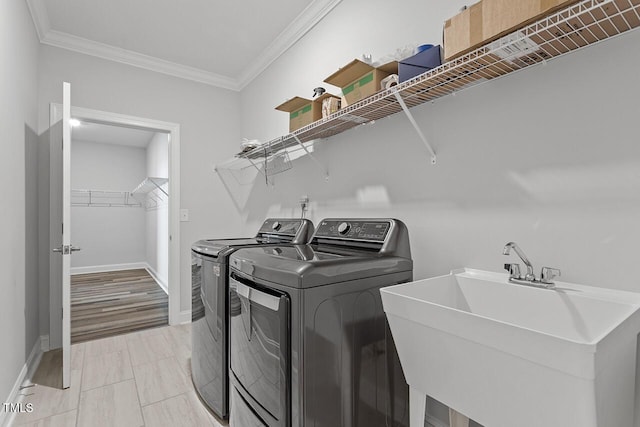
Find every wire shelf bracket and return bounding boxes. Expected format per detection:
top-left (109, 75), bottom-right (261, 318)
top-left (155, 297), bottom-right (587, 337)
top-left (131, 177), bottom-right (168, 197)
top-left (131, 177), bottom-right (169, 210)
top-left (246, 157), bottom-right (268, 180)
top-left (393, 89), bottom-right (437, 164)
top-left (290, 133), bottom-right (329, 181)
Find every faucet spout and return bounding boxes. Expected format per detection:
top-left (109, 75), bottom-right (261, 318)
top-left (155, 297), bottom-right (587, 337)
top-left (503, 242), bottom-right (535, 281)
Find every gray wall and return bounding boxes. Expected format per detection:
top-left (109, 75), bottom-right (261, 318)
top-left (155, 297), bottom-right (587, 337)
top-left (0, 0), bottom-right (40, 409)
top-left (37, 44), bottom-right (242, 334)
top-left (37, 116), bottom-right (51, 354)
top-left (238, 0), bottom-right (640, 294)
top-left (146, 132), bottom-right (169, 287)
top-left (70, 140), bottom-right (148, 269)
top-left (25, 126), bottom-right (40, 363)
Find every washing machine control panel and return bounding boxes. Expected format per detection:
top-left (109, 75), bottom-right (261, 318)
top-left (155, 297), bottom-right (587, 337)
top-left (316, 220), bottom-right (390, 242)
top-left (259, 219), bottom-right (301, 236)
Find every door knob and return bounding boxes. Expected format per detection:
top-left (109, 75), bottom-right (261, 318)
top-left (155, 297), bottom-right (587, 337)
top-left (51, 245), bottom-right (82, 254)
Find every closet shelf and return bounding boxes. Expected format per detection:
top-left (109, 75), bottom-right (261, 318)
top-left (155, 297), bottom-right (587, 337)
top-left (215, 0), bottom-right (640, 176)
top-left (131, 177), bottom-right (169, 210)
top-left (131, 177), bottom-right (169, 196)
top-left (71, 189), bottom-right (142, 208)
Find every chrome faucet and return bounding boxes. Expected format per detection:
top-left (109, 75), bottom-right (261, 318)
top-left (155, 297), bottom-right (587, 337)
top-left (503, 242), bottom-right (535, 281)
top-left (502, 242), bottom-right (561, 289)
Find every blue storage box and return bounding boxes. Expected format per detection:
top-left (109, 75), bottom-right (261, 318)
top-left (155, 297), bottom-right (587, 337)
top-left (398, 45), bottom-right (442, 83)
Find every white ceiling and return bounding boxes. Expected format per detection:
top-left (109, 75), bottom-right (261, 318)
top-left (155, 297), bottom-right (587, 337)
top-left (26, 0), bottom-right (342, 90)
top-left (72, 121), bottom-right (158, 149)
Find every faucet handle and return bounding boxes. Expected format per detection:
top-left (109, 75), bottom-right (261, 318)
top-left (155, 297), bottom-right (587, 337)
top-left (540, 267), bottom-right (561, 284)
top-left (504, 263), bottom-right (521, 279)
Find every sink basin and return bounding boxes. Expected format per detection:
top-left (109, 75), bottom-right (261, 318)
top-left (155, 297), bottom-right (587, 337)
top-left (381, 268), bottom-right (640, 427)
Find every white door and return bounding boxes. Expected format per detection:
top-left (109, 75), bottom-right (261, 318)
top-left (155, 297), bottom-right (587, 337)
top-left (50, 82), bottom-right (75, 389)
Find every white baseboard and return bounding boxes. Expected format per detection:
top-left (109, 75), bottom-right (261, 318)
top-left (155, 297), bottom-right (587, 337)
top-left (1, 337), bottom-right (42, 427)
top-left (178, 310), bottom-right (192, 325)
top-left (71, 262), bottom-right (148, 275)
top-left (25, 338), bottom-right (43, 387)
top-left (145, 266), bottom-right (168, 295)
top-left (40, 335), bottom-right (49, 352)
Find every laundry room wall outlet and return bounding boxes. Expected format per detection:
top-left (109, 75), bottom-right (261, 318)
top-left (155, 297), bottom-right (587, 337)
top-left (180, 209), bottom-right (189, 222)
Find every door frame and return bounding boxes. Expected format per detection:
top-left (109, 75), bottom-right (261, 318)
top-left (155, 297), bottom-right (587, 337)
top-left (51, 104), bottom-right (182, 326)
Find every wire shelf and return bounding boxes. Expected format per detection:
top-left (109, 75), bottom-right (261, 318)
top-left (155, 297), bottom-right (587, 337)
top-left (131, 177), bottom-right (169, 210)
top-left (71, 189), bottom-right (142, 208)
top-left (216, 0), bottom-right (640, 173)
top-left (131, 177), bottom-right (169, 196)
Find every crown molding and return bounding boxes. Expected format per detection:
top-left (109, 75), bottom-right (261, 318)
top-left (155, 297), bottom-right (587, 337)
top-left (42, 30), bottom-right (240, 90)
top-left (25, 0), bottom-right (342, 92)
top-left (236, 0), bottom-right (343, 90)
top-left (25, 0), bottom-right (50, 41)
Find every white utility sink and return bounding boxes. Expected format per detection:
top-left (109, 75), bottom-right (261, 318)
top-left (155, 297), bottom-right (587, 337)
top-left (381, 268), bottom-right (640, 427)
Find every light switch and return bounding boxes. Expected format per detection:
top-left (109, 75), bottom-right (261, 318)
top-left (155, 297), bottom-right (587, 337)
top-left (180, 209), bottom-right (189, 222)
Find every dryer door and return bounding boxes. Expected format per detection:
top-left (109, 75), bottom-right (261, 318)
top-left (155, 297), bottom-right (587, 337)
top-left (229, 273), bottom-right (290, 427)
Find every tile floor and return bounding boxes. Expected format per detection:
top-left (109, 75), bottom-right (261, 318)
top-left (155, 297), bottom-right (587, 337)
top-left (12, 324), bottom-right (228, 427)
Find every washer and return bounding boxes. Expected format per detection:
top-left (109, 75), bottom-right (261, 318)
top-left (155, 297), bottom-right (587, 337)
top-left (191, 218), bottom-right (314, 420)
top-left (228, 218), bottom-right (412, 427)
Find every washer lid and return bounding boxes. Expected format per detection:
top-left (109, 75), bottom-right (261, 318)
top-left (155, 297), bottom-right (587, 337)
top-left (229, 245), bottom-right (413, 289)
top-left (191, 218), bottom-right (315, 258)
top-left (191, 237), bottom-right (262, 258)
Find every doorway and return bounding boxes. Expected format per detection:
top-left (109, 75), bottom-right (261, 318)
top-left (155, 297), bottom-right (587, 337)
top-left (48, 104), bottom-right (181, 352)
top-left (70, 122), bottom-right (170, 342)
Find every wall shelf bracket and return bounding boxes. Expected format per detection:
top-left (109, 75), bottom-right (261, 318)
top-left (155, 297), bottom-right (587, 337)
top-left (131, 177), bottom-right (169, 210)
top-left (290, 133), bottom-right (329, 181)
top-left (246, 158), bottom-right (264, 176)
top-left (393, 90), bottom-right (437, 165)
top-left (132, 177), bottom-right (169, 197)
top-left (246, 157), bottom-right (271, 185)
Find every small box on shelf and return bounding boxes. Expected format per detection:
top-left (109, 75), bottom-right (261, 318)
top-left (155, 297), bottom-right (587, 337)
top-left (324, 59), bottom-right (398, 106)
top-left (398, 45), bottom-right (442, 83)
top-left (275, 93), bottom-right (340, 132)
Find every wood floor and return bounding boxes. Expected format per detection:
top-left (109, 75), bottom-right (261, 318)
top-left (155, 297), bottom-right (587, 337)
top-left (71, 269), bottom-right (168, 344)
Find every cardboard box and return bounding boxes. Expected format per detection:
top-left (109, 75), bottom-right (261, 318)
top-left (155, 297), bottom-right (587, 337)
top-left (398, 45), bottom-right (443, 83)
top-left (321, 96), bottom-right (340, 118)
top-left (444, 2), bottom-right (484, 61)
top-left (444, 0), bottom-right (579, 61)
top-left (324, 60), bottom-right (398, 106)
top-left (275, 93), bottom-right (340, 132)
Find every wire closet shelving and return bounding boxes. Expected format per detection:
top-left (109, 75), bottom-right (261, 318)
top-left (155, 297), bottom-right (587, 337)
top-left (71, 177), bottom-right (169, 210)
top-left (71, 189), bottom-right (142, 208)
top-left (216, 0), bottom-right (640, 181)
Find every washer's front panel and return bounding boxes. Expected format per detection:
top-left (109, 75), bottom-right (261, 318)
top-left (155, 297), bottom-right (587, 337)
top-left (191, 254), bottom-right (228, 419)
top-left (229, 273), bottom-right (290, 427)
top-left (191, 253), bottom-right (204, 322)
top-left (230, 386), bottom-right (267, 427)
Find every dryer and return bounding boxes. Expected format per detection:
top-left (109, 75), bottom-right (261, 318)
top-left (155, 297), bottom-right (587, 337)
top-left (191, 218), bottom-right (314, 419)
top-left (228, 218), bottom-right (412, 427)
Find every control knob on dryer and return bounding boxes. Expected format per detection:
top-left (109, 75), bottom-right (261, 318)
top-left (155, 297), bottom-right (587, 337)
top-left (272, 221), bottom-right (281, 231)
top-left (337, 222), bottom-right (351, 235)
